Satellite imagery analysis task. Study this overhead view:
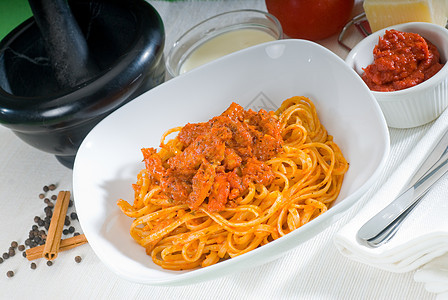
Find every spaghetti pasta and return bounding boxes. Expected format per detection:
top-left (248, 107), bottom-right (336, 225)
top-left (117, 96), bottom-right (348, 270)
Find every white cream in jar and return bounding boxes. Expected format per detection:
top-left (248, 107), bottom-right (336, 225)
top-left (179, 28), bottom-right (276, 74)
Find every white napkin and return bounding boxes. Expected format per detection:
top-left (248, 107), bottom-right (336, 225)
top-left (334, 107), bottom-right (448, 274)
top-left (414, 253), bottom-right (448, 299)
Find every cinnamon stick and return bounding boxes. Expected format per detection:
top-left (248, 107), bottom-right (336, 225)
top-left (42, 190), bottom-right (71, 260)
top-left (26, 234), bottom-right (88, 261)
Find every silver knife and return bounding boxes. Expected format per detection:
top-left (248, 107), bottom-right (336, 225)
top-left (357, 129), bottom-right (448, 247)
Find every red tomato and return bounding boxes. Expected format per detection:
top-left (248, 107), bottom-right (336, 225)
top-left (265, 0), bottom-right (354, 41)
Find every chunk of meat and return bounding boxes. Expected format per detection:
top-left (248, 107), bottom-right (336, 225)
top-left (222, 148), bottom-right (242, 170)
top-left (187, 161), bottom-right (216, 209)
top-left (160, 173), bottom-right (192, 204)
top-left (246, 109), bottom-right (283, 161)
top-left (177, 122), bottom-right (209, 146)
top-left (142, 148), bottom-right (165, 181)
top-left (220, 102), bottom-right (245, 122)
top-left (208, 173), bottom-right (230, 212)
top-left (253, 133), bottom-right (284, 161)
top-left (168, 127), bottom-right (230, 170)
top-left (227, 170), bottom-right (244, 199)
top-left (247, 108), bottom-right (283, 142)
top-left (242, 158), bottom-right (275, 187)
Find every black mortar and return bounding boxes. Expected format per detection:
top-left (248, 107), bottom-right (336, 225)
top-left (0, 0), bottom-right (165, 168)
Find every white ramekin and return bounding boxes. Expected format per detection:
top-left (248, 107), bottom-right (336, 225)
top-left (346, 22), bottom-right (448, 129)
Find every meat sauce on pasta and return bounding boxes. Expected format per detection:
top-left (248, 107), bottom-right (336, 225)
top-left (117, 96), bottom-right (349, 270)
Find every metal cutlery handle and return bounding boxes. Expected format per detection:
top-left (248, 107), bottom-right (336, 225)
top-left (357, 137), bottom-right (448, 247)
top-left (362, 195), bottom-right (424, 247)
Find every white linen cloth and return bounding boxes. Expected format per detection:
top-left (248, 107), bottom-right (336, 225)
top-left (334, 107), bottom-right (448, 274)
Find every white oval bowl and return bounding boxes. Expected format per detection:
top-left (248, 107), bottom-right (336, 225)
top-left (73, 39), bottom-right (390, 285)
top-left (346, 22), bottom-right (448, 129)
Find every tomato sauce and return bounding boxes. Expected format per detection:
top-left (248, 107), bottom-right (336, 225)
top-left (142, 103), bottom-right (284, 212)
top-left (362, 29), bottom-right (444, 92)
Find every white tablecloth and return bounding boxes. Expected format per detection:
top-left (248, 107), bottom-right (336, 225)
top-left (0, 1), bottom-right (437, 299)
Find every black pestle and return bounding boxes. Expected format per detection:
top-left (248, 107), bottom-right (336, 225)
top-left (27, 0), bottom-right (99, 89)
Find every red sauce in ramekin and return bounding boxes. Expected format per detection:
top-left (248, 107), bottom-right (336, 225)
top-left (362, 29), bottom-right (445, 92)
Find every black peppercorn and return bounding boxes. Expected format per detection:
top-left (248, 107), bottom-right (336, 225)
top-left (30, 262), bottom-right (37, 269)
top-left (44, 207), bottom-right (52, 217)
top-left (47, 261), bottom-right (53, 266)
top-left (74, 256), bottom-right (82, 263)
top-left (6, 270), bottom-right (14, 278)
top-left (70, 212), bottom-right (78, 220)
